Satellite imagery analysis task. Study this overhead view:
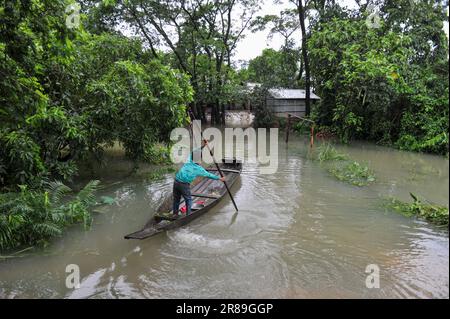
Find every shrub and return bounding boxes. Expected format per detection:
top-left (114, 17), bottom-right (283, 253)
top-left (0, 180), bottom-right (100, 252)
top-left (317, 143), bottom-right (349, 162)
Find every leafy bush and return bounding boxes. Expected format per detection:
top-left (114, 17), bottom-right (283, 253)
top-left (293, 121), bottom-right (313, 135)
top-left (384, 193), bottom-right (449, 226)
top-left (0, 180), bottom-right (100, 252)
top-left (86, 59), bottom-right (193, 161)
top-left (308, 6), bottom-right (449, 155)
top-left (144, 144), bottom-right (172, 165)
top-left (146, 166), bottom-right (177, 181)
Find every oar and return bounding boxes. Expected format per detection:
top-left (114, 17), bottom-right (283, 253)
top-left (188, 110), bottom-right (239, 212)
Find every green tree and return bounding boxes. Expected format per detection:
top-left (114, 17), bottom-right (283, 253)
top-left (0, 0), bottom-right (81, 186)
top-left (247, 48), bottom-right (300, 88)
top-left (84, 0), bottom-right (260, 124)
top-left (307, 0), bottom-right (448, 154)
top-left (86, 59), bottom-right (193, 160)
top-left (1, 1), bottom-right (195, 187)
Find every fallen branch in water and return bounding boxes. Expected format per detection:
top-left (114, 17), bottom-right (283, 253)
top-left (384, 193), bottom-right (449, 226)
top-left (0, 246), bottom-right (34, 260)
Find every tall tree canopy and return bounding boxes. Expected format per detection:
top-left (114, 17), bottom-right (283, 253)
top-left (82, 0), bottom-right (260, 123)
top-left (1, 0), bottom-right (448, 193)
top-left (244, 0), bottom-right (448, 154)
top-left (0, 0), bottom-right (193, 188)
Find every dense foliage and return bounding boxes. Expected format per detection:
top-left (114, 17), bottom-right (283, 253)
top-left (0, 0), bottom-right (448, 250)
top-left (82, 0), bottom-right (260, 124)
top-left (0, 0), bottom-right (193, 251)
top-left (0, 0), bottom-right (193, 188)
top-left (245, 0), bottom-right (449, 155)
top-left (308, 4), bottom-right (449, 154)
top-left (245, 48), bottom-right (300, 88)
top-left (0, 180), bottom-right (100, 251)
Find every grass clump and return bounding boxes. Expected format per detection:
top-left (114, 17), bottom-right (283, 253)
top-left (317, 143), bottom-right (349, 162)
top-left (315, 143), bottom-right (375, 186)
top-left (329, 161), bottom-right (376, 186)
top-left (384, 193), bottom-right (449, 226)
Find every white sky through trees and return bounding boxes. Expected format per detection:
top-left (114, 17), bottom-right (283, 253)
top-left (118, 0), bottom-right (449, 65)
top-left (234, 0), bottom-right (449, 64)
top-left (234, 0), bottom-right (356, 63)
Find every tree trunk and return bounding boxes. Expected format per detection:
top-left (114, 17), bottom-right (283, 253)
top-left (211, 103), bottom-right (216, 125)
top-left (221, 103), bottom-right (226, 124)
top-left (297, 0), bottom-right (311, 116)
top-left (215, 58), bottom-right (224, 125)
top-left (201, 104), bottom-right (206, 123)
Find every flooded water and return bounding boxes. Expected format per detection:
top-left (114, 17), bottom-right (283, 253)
top-left (0, 127), bottom-right (448, 299)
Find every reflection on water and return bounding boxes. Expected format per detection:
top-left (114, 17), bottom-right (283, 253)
top-left (0, 131), bottom-right (448, 299)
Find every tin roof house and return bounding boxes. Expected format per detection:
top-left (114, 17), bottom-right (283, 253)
top-left (266, 88), bottom-right (321, 117)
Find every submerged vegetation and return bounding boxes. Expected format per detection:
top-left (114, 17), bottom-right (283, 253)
top-left (316, 143), bottom-right (376, 186)
top-left (329, 161), bottom-right (376, 187)
top-left (384, 193), bottom-right (449, 227)
top-left (0, 180), bottom-right (100, 252)
top-left (317, 143), bottom-right (349, 163)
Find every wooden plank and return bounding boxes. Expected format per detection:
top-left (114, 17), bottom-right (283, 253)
top-left (206, 168), bottom-right (241, 174)
top-left (191, 193), bottom-right (220, 199)
top-left (285, 113), bottom-right (291, 143)
top-left (286, 113), bottom-right (315, 123)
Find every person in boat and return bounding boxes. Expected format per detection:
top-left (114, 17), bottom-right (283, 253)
top-left (173, 140), bottom-right (225, 217)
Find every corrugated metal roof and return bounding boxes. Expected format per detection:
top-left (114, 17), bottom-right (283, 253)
top-left (268, 88), bottom-right (320, 100)
top-left (246, 82), bottom-right (261, 89)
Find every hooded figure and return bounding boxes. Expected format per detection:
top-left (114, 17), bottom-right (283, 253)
top-left (172, 140), bottom-right (225, 217)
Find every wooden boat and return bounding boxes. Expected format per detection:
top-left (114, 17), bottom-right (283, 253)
top-left (124, 158), bottom-right (242, 240)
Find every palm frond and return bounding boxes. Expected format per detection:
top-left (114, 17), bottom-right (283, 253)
top-left (47, 181), bottom-right (72, 205)
top-left (76, 180), bottom-right (100, 208)
top-left (51, 212), bottom-right (68, 225)
top-left (9, 202), bottom-right (33, 216)
top-left (0, 180), bottom-right (100, 251)
top-left (0, 216), bottom-right (14, 251)
top-left (31, 223), bottom-right (62, 238)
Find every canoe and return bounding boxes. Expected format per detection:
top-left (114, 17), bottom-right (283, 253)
top-left (124, 158), bottom-right (242, 239)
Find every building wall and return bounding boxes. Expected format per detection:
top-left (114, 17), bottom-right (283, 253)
top-left (267, 98), bottom-right (306, 118)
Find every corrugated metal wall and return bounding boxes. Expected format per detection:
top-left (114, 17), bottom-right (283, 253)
top-left (267, 98), bottom-right (306, 117)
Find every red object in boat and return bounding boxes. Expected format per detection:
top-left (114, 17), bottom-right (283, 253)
top-left (180, 200), bottom-right (205, 214)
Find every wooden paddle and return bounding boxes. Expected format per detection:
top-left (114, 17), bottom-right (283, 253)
top-left (188, 110), bottom-right (239, 212)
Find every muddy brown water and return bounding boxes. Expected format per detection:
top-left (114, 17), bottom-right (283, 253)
top-left (0, 129), bottom-right (448, 298)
